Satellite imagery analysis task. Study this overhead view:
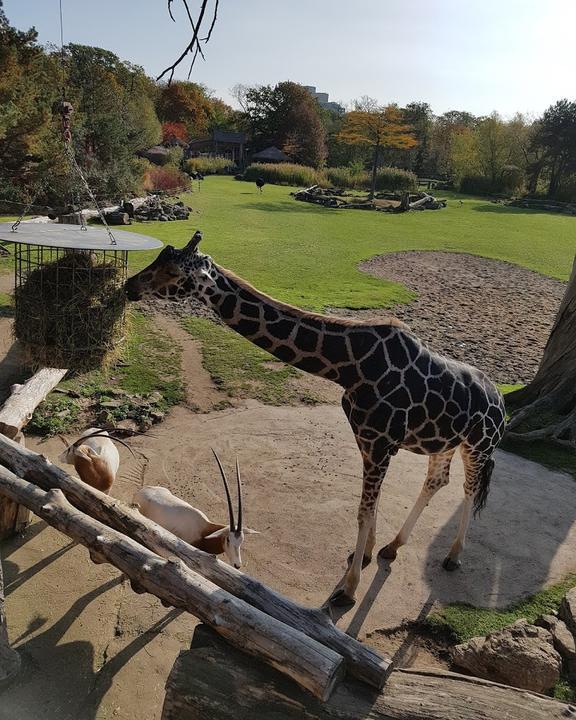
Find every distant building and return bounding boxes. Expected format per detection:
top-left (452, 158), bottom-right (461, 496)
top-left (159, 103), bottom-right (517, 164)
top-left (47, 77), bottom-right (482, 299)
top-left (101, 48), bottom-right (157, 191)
top-left (303, 85), bottom-right (345, 114)
top-left (251, 146), bottom-right (291, 164)
top-left (186, 129), bottom-right (246, 166)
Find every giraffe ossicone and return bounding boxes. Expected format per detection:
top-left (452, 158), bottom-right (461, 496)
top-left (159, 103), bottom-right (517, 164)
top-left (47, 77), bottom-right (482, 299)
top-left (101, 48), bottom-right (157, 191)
top-left (125, 232), bottom-right (506, 606)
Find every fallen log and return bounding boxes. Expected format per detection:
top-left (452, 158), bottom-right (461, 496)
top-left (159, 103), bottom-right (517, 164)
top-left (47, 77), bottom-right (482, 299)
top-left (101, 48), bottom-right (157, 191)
top-left (0, 467), bottom-right (344, 701)
top-left (0, 367), bottom-right (67, 539)
top-left (0, 368), bottom-right (67, 440)
top-left (103, 211), bottom-right (130, 226)
top-left (0, 433), bottom-right (390, 688)
top-left (162, 624), bottom-right (571, 720)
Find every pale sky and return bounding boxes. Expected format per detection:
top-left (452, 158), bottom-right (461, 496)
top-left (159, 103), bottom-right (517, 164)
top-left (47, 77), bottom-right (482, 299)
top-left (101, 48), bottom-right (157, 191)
top-left (5, 0), bottom-right (575, 118)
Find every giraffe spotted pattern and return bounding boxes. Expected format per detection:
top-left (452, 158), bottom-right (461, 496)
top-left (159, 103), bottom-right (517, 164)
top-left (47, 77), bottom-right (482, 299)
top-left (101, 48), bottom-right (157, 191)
top-left (125, 232), bottom-right (507, 606)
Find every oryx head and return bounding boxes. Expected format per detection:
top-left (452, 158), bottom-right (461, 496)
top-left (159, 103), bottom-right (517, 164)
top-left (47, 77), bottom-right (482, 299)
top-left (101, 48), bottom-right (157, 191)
top-left (207, 450), bottom-right (259, 569)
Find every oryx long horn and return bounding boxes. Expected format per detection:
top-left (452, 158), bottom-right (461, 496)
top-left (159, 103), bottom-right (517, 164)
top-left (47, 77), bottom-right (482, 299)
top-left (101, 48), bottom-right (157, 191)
top-left (236, 456), bottom-right (242, 532)
top-left (67, 429), bottom-right (138, 459)
top-left (211, 449), bottom-right (236, 532)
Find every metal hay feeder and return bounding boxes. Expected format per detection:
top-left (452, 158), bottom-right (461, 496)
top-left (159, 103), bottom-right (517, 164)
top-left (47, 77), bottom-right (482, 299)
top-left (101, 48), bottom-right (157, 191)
top-left (0, 223), bottom-right (163, 370)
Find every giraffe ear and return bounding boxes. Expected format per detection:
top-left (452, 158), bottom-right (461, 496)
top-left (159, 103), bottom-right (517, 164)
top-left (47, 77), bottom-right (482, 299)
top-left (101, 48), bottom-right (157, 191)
top-left (185, 230), bottom-right (203, 252)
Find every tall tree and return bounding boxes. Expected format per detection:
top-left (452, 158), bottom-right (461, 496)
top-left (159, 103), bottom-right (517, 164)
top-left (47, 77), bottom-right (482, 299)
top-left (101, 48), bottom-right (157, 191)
top-left (0, 1), bottom-right (59, 200)
top-left (242, 81), bottom-right (327, 168)
top-left (529, 100), bottom-right (576, 198)
top-left (403, 102), bottom-right (433, 175)
top-left (337, 105), bottom-right (417, 198)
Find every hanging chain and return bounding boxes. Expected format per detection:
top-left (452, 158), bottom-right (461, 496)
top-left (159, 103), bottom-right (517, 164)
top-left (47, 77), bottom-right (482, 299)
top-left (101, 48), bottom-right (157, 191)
top-left (58, 100), bottom-right (117, 245)
top-left (11, 181), bottom-right (45, 232)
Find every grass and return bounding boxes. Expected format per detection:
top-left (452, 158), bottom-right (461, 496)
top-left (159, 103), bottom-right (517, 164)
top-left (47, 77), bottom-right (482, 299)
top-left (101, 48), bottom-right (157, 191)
top-left (28, 310), bottom-right (184, 435)
top-left (182, 317), bottom-right (319, 405)
top-left (427, 573), bottom-right (576, 643)
top-left (108, 177), bottom-right (576, 312)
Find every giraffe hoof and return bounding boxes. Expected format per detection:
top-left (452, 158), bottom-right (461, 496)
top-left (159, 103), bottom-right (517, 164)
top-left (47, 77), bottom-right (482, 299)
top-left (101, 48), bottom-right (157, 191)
top-left (329, 588), bottom-right (356, 608)
top-left (378, 543), bottom-right (398, 561)
top-left (442, 557), bottom-right (461, 572)
top-left (347, 552), bottom-right (372, 569)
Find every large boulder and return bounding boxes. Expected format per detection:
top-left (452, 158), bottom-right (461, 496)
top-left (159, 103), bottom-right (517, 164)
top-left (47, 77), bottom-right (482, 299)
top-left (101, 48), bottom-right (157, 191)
top-left (560, 588), bottom-right (576, 636)
top-left (452, 620), bottom-right (561, 693)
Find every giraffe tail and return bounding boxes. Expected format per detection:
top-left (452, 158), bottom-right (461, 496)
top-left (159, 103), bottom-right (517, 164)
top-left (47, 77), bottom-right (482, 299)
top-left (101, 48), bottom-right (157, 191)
top-left (473, 457), bottom-right (495, 517)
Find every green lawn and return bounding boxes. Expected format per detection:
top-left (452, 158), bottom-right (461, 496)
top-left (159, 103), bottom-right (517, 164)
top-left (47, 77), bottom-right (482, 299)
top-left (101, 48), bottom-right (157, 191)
top-left (2, 179), bottom-right (574, 310)
top-left (116, 177), bottom-right (576, 311)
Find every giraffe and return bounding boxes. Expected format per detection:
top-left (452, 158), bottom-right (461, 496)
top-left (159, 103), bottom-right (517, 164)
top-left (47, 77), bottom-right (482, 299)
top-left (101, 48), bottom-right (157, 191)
top-left (125, 231), bottom-right (507, 606)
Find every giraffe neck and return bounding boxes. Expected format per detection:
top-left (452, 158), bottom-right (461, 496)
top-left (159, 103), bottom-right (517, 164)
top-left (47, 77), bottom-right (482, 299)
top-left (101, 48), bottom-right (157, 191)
top-left (195, 263), bottom-right (401, 388)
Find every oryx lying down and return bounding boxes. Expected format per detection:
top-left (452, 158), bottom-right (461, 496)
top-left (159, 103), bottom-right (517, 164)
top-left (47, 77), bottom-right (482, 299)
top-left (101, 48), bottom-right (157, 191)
top-left (133, 450), bottom-right (259, 568)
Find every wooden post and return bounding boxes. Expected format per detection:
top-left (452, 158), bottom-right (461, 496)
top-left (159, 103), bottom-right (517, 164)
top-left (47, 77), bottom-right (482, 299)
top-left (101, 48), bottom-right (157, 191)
top-left (0, 468), bottom-right (345, 701)
top-left (162, 625), bottom-right (572, 720)
top-left (0, 556), bottom-right (20, 688)
top-left (0, 432), bottom-right (390, 688)
top-left (0, 367), bottom-right (67, 539)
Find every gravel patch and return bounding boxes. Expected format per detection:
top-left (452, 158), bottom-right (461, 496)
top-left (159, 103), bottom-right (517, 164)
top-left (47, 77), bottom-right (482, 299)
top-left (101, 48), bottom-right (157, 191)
top-left (341, 251), bottom-right (566, 384)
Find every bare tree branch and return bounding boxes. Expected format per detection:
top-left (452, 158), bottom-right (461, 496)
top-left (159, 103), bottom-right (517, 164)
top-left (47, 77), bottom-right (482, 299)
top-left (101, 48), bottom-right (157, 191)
top-left (201, 0), bottom-right (219, 42)
top-left (158, 0), bottom-right (213, 85)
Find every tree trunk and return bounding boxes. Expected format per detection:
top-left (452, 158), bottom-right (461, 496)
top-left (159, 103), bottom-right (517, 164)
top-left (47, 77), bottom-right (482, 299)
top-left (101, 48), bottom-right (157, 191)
top-left (0, 467), bottom-right (345, 701)
top-left (369, 145), bottom-right (380, 200)
top-left (161, 625), bottom-right (570, 720)
top-left (0, 432), bottom-right (391, 689)
top-left (507, 255), bottom-right (576, 446)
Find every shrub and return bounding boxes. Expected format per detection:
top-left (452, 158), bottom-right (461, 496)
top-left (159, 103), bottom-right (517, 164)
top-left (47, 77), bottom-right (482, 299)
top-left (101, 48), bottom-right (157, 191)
top-left (373, 167), bottom-right (417, 192)
top-left (143, 165), bottom-right (191, 192)
top-left (185, 156), bottom-right (237, 175)
top-left (326, 166), bottom-right (369, 190)
top-left (324, 165), bottom-right (416, 192)
top-left (166, 146), bottom-right (184, 168)
top-left (243, 162), bottom-right (326, 187)
top-left (459, 175), bottom-right (505, 196)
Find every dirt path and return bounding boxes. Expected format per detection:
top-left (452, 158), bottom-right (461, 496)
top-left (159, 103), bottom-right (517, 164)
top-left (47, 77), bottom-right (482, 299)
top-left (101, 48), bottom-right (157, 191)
top-left (340, 251), bottom-right (566, 384)
top-left (3, 401), bottom-right (576, 719)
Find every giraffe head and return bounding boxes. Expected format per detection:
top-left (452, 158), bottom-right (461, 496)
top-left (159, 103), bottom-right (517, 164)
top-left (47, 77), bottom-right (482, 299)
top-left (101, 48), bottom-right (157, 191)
top-left (125, 230), bottom-right (213, 302)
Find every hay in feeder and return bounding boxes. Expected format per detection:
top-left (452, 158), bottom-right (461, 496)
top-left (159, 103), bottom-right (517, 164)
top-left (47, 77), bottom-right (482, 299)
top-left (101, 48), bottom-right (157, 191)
top-left (14, 251), bottom-right (127, 371)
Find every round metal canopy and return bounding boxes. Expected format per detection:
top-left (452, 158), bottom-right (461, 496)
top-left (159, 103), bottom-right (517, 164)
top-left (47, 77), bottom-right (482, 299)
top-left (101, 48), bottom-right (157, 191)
top-left (0, 222), bottom-right (163, 251)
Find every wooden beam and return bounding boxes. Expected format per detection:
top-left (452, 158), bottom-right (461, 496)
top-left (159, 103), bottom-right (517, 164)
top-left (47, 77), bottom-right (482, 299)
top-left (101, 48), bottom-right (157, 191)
top-left (0, 432), bottom-right (390, 688)
top-left (0, 467), bottom-right (344, 701)
top-left (0, 367), bottom-right (66, 539)
top-left (0, 368), bottom-right (68, 439)
top-left (162, 625), bottom-right (571, 720)
top-left (0, 556), bottom-right (20, 688)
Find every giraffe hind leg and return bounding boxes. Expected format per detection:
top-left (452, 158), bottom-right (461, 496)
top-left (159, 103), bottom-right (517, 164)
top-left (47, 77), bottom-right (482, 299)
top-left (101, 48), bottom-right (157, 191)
top-left (442, 445), bottom-right (495, 571)
top-left (378, 449), bottom-right (455, 561)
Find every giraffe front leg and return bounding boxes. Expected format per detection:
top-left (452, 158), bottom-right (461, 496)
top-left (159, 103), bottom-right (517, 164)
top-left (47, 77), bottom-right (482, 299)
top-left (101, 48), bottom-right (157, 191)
top-left (330, 457), bottom-right (390, 607)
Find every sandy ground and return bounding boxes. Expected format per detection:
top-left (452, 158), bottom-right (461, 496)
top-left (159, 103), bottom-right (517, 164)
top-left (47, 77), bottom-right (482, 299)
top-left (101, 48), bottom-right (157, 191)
top-left (3, 402), bottom-right (576, 719)
top-left (1, 256), bottom-right (575, 719)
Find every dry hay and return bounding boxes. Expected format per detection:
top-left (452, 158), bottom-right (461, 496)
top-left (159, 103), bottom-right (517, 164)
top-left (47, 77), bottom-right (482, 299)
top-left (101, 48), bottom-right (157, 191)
top-left (14, 251), bottom-right (126, 371)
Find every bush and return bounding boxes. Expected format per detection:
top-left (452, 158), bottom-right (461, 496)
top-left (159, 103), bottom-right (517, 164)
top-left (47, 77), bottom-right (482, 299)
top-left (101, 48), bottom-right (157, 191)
top-left (243, 162), bottom-right (326, 187)
top-left (373, 167), bottom-right (417, 192)
top-left (459, 175), bottom-right (503, 196)
top-left (326, 166), bottom-right (369, 190)
top-left (166, 146), bottom-right (184, 168)
top-left (143, 165), bottom-right (191, 192)
top-left (324, 165), bottom-right (416, 192)
top-left (185, 156), bottom-right (237, 175)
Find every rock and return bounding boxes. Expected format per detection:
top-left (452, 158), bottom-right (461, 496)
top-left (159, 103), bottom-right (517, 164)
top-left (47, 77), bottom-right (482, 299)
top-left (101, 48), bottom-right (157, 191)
top-left (536, 614), bottom-right (576, 679)
top-left (560, 588), bottom-right (576, 635)
top-left (452, 620), bottom-right (561, 693)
